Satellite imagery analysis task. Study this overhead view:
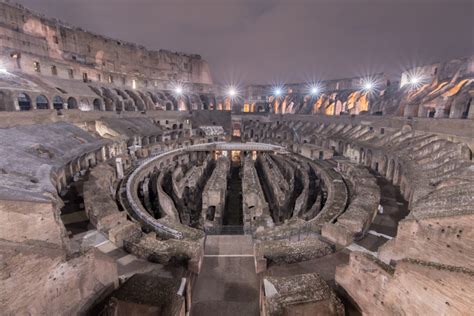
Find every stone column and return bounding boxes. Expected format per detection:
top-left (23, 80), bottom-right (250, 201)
top-left (116, 157), bottom-right (124, 179)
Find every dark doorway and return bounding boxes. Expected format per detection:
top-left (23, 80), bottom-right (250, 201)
top-left (18, 93), bottom-right (32, 111)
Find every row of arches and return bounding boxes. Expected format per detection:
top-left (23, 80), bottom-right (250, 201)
top-left (55, 142), bottom-right (125, 194)
top-left (337, 141), bottom-right (405, 195)
top-left (17, 93), bottom-right (103, 111)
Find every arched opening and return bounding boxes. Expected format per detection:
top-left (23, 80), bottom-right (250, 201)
top-left (338, 141), bottom-right (344, 155)
top-left (35, 95), bottom-right (49, 110)
top-left (52, 96), bottom-right (64, 110)
top-left (80, 99), bottom-right (91, 111)
top-left (462, 98), bottom-right (471, 119)
top-left (428, 108), bottom-right (436, 118)
top-left (67, 97), bottom-right (78, 109)
top-left (93, 98), bottom-right (102, 111)
top-left (206, 206), bottom-right (216, 221)
top-left (366, 150), bottom-right (373, 168)
top-left (165, 102), bottom-right (173, 111)
top-left (18, 93), bottom-right (32, 111)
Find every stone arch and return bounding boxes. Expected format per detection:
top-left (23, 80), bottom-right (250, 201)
top-left (104, 99), bottom-right (115, 111)
top-left (338, 141), bottom-right (344, 155)
top-left (93, 98), bottom-right (103, 111)
top-left (80, 99), bottom-right (91, 111)
top-left (36, 95), bottom-right (49, 110)
top-left (67, 97), bottom-right (78, 109)
top-left (450, 97), bottom-right (472, 119)
top-left (52, 95), bottom-right (64, 110)
top-left (18, 93), bottom-right (32, 111)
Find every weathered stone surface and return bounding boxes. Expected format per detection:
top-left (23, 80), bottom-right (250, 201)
top-left (336, 252), bottom-right (474, 315)
top-left (96, 268), bottom-right (186, 316)
top-left (0, 199), bottom-right (66, 247)
top-left (262, 273), bottom-right (344, 316)
top-left (255, 236), bottom-right (334, 265)
top-left (379, 214), bottom-right (474, 270)
top-left (83, 163), bottom-right (141, 245)
top-left (1, 242), bottom-right (118, 315)
top-left (124, 233), bottom-right (203, 271)
top-left (201, 156), bottom-right (229, 228)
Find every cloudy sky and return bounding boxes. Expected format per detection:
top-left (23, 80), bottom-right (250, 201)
top-left (15, 0), bottom-right (474, 84)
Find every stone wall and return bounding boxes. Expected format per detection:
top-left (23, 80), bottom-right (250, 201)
top-left (242, 156), bottom-right (273, 234)
top-left (379, 214), bottom-right (474, 270)
top-left (0, 199), bottom-right (66, 248)
top-left (1, 241), bottom-right (118, 315)
top-left (241, 114), bottom-right (474, 314)
top-left (0, 2), bottom-right (212, 87)
top-left (336, 252), bottom-right (474, 315)
top-left (201, 157), bottom-right (229, 228)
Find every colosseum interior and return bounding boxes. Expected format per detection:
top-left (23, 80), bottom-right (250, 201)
top-left (0, 1), bottom-right (473, 315)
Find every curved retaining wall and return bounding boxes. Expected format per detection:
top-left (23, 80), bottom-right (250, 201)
top-left (125, 142), bottom-right (285, 238)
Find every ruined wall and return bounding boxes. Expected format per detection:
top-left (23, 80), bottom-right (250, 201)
top-left (336, 252), bottom-right (474, 315)
top-left (241, 114), bottom-right (474, 314)
top-left (1, 244), bottom-right (118, 315)
top-left (242, 156), bottom-right (273, 234)
top-left (241, 56), bottom-right (473, 119)
top-left (201, 156), bottom-right (229, 227)
top-left (0, 2), bottom-right (212, 86)
top-left (0, 199), bottom-right (66, 247)
top-left (379, 214), bottom-right (474, 270)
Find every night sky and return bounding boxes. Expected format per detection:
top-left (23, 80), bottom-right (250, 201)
top-left (15, 0), bottom-right (474, 85)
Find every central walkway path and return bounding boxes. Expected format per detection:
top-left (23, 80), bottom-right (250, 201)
top-left (191, 235), bottom-right (259, 316)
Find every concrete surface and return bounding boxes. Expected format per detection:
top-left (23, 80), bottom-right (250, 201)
top-left (191, 235), bottom-right (259, 316)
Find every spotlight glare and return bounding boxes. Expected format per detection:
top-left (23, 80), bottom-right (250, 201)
top-left (0, 68), bottom-right (8, 74)
top-left (364, 82), bottom-right (374, 91)
top-left (361, 78), bottom-right (376, 93)
top-left (228, 87), bottom-right (237, 97)
top-left (310, 86), bottom-right (319, 95)
top-left (174, 86), bottom-right (183, 95)
top-left (409, 76), bottom-right (420, 85)
top-left (274, 88), bottom-right (282, 96)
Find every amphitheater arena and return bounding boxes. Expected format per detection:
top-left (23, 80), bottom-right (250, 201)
top-left (0, 2), bottom-right (473, 316)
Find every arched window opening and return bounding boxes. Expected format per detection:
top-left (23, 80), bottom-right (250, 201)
top-left (18, 93), bottom-right (32, 111)
top-left (52, 96), bottom-right (64, 110)
top-left (36, 95), bottom-right (49, 110)
top-left (67, 97), bottom-right (78, 109)
top-left (93, 98), bottom-right (102, 111)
